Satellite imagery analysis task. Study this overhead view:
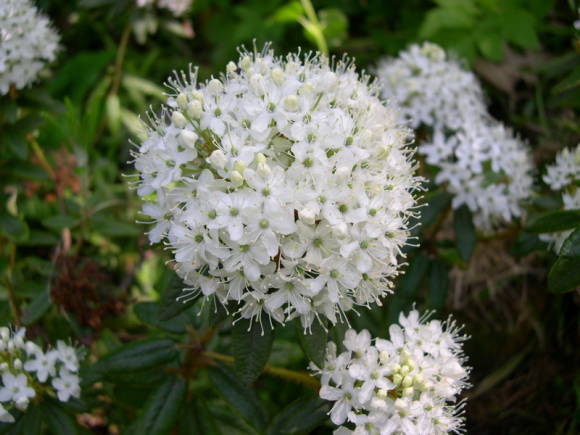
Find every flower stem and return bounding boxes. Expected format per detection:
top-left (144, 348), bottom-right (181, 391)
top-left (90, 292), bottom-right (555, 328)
top-left (203, 350), bottom-right (320, 389)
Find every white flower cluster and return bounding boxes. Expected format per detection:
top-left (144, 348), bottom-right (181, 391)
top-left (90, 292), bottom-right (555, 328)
top-left (133, 45), bottom-right (421, 328)
top-left (136, 0), bottom-right (192, 16)
top-left (541, 144), bottom-right (580, 252)
top-left (0, 327), bottom-right (81, 423)
top-left (0, 0), bottom-right (60, 95)
top-left (313, 310), bottom-right (469, 434)
top-left (377, 42), bottom-right (534, 230)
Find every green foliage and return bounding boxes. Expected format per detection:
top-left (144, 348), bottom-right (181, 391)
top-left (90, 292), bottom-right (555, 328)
top-left (232, 319), bottom-right (275, 385)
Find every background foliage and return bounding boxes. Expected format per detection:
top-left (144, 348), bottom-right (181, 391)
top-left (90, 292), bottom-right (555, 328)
top-left (1, 0), bottom-right (579, 433)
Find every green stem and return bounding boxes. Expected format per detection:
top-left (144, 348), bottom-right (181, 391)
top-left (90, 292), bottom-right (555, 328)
top-left (299, 0), bottom-right (329, 56)
top-left (5, 243), bottom-right (21, 326)
top-left (203, 350), bottom-right (320, 389)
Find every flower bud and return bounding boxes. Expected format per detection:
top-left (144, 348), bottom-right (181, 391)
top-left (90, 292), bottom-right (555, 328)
top-left (271, 67), bottom-right (284, 85)
top-left (187, 100), bottom-right (203, 119)
top-left (257, 162), bottom-right (271, 177)
top-left (15, 398), bottom-right (30, 411)
top-left (208, 78), bottom-right (223, 95)
top-left (13, 359), bottom-right (22, 370)
top-left (226, 61), bottom-right (237, 75)
top-left (298, 205), bottom-right (317, 225)
top-left (191, 90), bottom-right (203, 101)
top-left (172, 111), bottom-right (187, 129)
top-left (283, 95), bottom-right (299, 112)
top-left (401, 375), bottom-right (413, 388)
top-left (230, 170), bottom-right (243, 187)
top-left (255, 153), bottom-right (267, 165)
top-left (0, 328), bottom-right (9, 341)
top-left (402, 387), bottom-right (414, 397)
top-left (240, 55), bottom-right (252, 71)
top-left (234, 160), bottom-right (246, 174)
top-left (176, 93), bottom-right (188, 110)
top-left (392, 373), bottom-right (402, 385)
top-left (208, 150), bottom-right (226, 170)
top-left (178, 130), bottom-right (197, 148)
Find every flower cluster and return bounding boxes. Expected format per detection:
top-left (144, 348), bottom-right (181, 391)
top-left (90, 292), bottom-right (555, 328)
top-left (0, 327), bottom-right (81, 423)
top-left (0, 0), bottom-right (60, 95)
top-left (133, 45), bottom-right (421, 328)
top-left (377, 42), bottom-right (534, 230)
top-left (313, 310), bottom-right (470, 434)
top-left (136, 0), bottom-right (192, 16)
top-left (541, 144), bottom-right (580, 252)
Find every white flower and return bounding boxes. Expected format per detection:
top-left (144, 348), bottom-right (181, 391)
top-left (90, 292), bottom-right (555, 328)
top-left (540, 144), bottom-right (580, 253)
top-left (313, 309), bottom-right (470, 434)
top-left (0, 372), bottom-right (35, 403)
top-left (0, 403), bottom-right (14, 423)
top-left (377, 42), bottom-right (534, 231)
top-left (0, 0), bottom-right (60, 95)
top-left (55, 341), bottom-right (79, 372)
top-left (52, 369), bottom-right (80, 403)
top-left (133, 44), bottom-right (421, 328)
top-left (136, 0), bottom-right (192, 16)
top-left (23, 350), bottom-right (57, 382)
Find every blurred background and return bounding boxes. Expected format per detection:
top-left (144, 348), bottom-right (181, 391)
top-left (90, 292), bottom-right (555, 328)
top-left (1, 0), bottom-right (579, 433)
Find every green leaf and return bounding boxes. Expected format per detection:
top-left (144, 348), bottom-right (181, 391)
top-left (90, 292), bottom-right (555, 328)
top-left (158, 271), bottom-right (198, 321)
top-left (319, 8), bottom-right (348, 48)
top-left (525, 209), bottom-right (580, 233)
top-left (296, 320), bottom-right (327, 368)
top-left (328, 320), bottom-right (348, 354)
top-left (207, 365), bottom-right (268, 432)
top-left (180, 398), bottom-right (221, 435)
top-left (267, 397), bottom-right (330, 435)
top-left (0, 213), bottom-right (29, 243)
top-left (6, 405), bottom-right (43, 435)
top-left (428, 259), bottom-right (449, 310)
top-left (548, 229), bottom-right (580, 293)
top-left (501, 9), bottom-right (539, 50)
top-left (106, 94), bottom-right (121, 135)
top-left (232, 318), bottom-right (274, 385)
top-left (134, 301), bottom-right (193, 334)
top-left (269, 1), bottom-right (304, 24)
top-left (41, 215), bottom-right (78, 231)
top-left (92, 338), bottom-right (178, 374)
top-left (133, 376), bottom-right (187, 435)
top-left (453, 205), bottom-right (476, 262)
top-left (40, 399), bottom-right (78, 435)
top-left (22, 289), bottom-right (52, 325)
top-left (477, 31), bottom-right (504, 62)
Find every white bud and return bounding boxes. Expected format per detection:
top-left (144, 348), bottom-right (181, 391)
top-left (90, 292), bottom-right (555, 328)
top-left (226, 61), bottom-right (237, 75)
top-left (299, 82), bottom-right (315, 95)
top-left (379, 350), bottom-right (389, 364)
top-left (208, 78), bottom-right (224, 95)
top-left (271, 67), bottom-right (285, 85)
top-left (283, 95), bottom-right (300, 112)
top-left (208, 150), bottom-right (226, 170)
top-left (401, 375), bottom-right (413, 388)
top-left (333, 222), bottom-right (348, 237)
top-left (400, 364), bottom-right (410, 375)
top-left (392, 363), bottom-right (401, 373)
top-left (298, 205), bottom-right (317, 225)
top-left (234, 160), bottom-right (246, 174)
top-left (240, 55), bottom-right (252, 71)
top-left (392, 373), bottom-right (402, 385)
top-left (376, 388), bottom-right (388, 399)
top-left (255, 153), bottom-right (267, 164)
top-left (0, 328), bottom-right (9, 340)
top-left (257, 162), bottom-right (271, 177)
top-left (402, 387), bottom-right (414, 397)
top-left (187, 100), bottom-right (203, 119)
top-left (191, 90), bottom-right (204, 101)
top-left (172, 111), bottom-right (187, 129)
top-left (178, 130), bottom-right (197, 148)
top-left (176, 93), bottom-right (188, 110)
top-left (0, 363), bottom-right (8, 371)
top-left (15, 398), bottom-right (30, 411)
top-left (335, 166), bottom-right (350, 180)
top-left (13, 359), bottom-right (22, 370)
top-left (230, 170), bottom-right (243, 187)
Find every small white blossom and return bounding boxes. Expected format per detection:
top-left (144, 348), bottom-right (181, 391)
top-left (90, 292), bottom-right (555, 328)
top-left (377, 42), bottom-right (534, 231)
top-left (136, 0), bottom-right (192, 16)
top-left (540, 144), bottom-right (580, 253)
top-left (313, 309), bottom-right (470, 434)
top-left (132, 44), bottom-right (422, 329)
top-left (0, 0), bottom-right (60, 95)
top-left (0, 327), bottom-right (82, 422)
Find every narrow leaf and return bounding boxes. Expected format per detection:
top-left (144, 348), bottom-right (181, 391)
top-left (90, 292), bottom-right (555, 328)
top-left (453, 204), bottom-right (476, 262)
top-left (134, 376), bottom-right (187, 435)
top-left (134, 301), bottom-right (193, 334)
top-left (40, 399), bottom-right (78, 435)
top-left (207, 365), bottom-right (268, 432)
top-left (267, 397), bottom-right (330, 435)
top-left (296, 320), bottom-right (327, 368)
top-left (525, 209), bottom-right (580, 233)
top-left (92, 338), bottom-right (178, 374)
top-left (232, 318), bottom-right (274, 385)
top-left (428, 259), bottom-right (449, 310)
top-left (22, 289), bottom-right (52, 326)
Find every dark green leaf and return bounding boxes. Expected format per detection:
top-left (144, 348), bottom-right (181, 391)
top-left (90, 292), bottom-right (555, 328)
top-left (40, 399), bottom-right (78, 435)
top-left (453, 204), bottom-right (476, 262)
top-left (7, 405), bottom-right (42, 435)
top-left (267, 397), bottom-right (330, 435)
top-left (134, 376), bottom-right (187, 435)
top-left (319, 8), bottom-right (348, 47)
top-left (92, 338), bottom-right (178, 374)
top-left (0, 214), bottom-right (29, 243)
top-left (41, 215), bottom-right (78, 231)
top-left (179, 398), bottom-right (221, 435)
top-left (559, 227), bottom-right (580, 257)
top-left (232, 318), bottom-right (274, 385)
top-left (134, 301), bottom-right (193, 334)
top-left (207, 365), bottom-right (268, 432)
top-left (501, 8), bottom-right (539, 50)
top-left (158, 271), bottom-right (198, 321)
top-left (548, 228), bottom-right (580, 293)
top-left (22, 289), bottom-right (52, 325)
top-left (428, 259), bottom-right (449, 310)
top-left (525, 209), bottom-right (580, 233)
top-left (296, 320), bottom-right (327, 368)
